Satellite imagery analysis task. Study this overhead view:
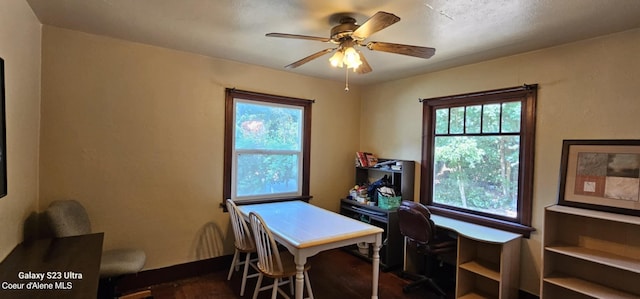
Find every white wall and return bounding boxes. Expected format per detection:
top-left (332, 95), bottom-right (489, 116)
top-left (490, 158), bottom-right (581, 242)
top-left (360, 28), bottom-right (640, 295)
top-left (39, 26), bottom-right (362, 270)
top-left (0, 0), bottom-right (42, 260)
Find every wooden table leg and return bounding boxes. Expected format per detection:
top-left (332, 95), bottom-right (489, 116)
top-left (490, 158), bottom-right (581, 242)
top-left (295, 263), bottom-right (304, 299)
top-left (371, 234), bottom-right (381, 299)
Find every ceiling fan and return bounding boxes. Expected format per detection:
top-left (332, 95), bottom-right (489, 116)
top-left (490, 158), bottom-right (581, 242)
top-left (266, 11), bottom-right (436, 75)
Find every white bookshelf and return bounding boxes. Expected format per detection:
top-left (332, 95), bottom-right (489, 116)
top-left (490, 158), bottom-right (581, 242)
top-left (541, 205), bottom-right (640, 298)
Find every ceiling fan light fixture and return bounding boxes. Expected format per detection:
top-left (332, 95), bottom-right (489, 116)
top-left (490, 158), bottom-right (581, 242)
top-left (343, 47), bottom-right (362, 69)
top-left (330, 46), bottom-right (362, 70)
top-left (329, 50), bottom-right (344, 67)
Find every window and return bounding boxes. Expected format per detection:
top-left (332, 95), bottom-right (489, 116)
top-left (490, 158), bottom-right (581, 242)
top-left (224, 89), bottom-right (312, 205)
top-left (421, 85), bottom-right (537, 236)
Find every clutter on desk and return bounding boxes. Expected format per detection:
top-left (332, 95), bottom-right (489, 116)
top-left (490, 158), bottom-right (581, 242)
top-left (346, 175), bottom-right (402, 210)
top-left (367, 175), bottom-right (392, 197)
top-left (375, 184), bottom-right (400, 209)
top-left (348, 184), bottom-right (371, 205)
top-left (378, 195), bottom-right (401, 210)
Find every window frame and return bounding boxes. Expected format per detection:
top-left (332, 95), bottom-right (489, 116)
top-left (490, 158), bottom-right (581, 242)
top-left (421, 85), bottom-right (537, 237)
top-left (223, 89), bottom-right (312, 207)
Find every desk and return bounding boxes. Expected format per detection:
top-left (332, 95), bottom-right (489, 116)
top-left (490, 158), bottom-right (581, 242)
top-left (237, 201), bottom-right (384, 299)
top-left (0, 233), bottom-right (104, 299)
top-left (405, 215), bottom-right (522, 299)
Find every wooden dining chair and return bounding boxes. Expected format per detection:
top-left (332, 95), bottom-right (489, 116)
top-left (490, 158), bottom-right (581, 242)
top-left (249, 211), bottom-right (314, 299)
top-left (226, 199), bottom-right (260, 296)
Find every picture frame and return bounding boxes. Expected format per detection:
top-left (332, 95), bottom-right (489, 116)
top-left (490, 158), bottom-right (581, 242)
top-left (0, 57), bottom-right (6, 198)
top-left (558, 139), bottom-right (640, 216)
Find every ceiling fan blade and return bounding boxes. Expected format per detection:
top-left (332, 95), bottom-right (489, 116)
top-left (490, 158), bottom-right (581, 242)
top-left (266, 33), bottom-right (331, 43)
top-left (356, 52), bottom-right (372, 74)
top-left (352, 11), bottom-right (400, 40)
top-left (285, 48), bottom-right (336, 69)
top-left (366, 41), bottom-right (436, 59)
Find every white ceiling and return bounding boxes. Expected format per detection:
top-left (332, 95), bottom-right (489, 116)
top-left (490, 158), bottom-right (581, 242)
top-left (26, 0), bottom-right (640, 85)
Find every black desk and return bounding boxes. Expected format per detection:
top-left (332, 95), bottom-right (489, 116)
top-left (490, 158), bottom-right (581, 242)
top-left (0, 233), bottom-right (103, 299)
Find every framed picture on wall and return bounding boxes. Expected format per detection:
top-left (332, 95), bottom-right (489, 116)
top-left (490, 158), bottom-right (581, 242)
top-left (0, 57), bottom-right (6, 198)
top-left (558, 139), bottom-right (640, 216)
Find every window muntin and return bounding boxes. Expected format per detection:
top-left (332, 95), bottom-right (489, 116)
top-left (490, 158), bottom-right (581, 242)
top-left (224, 89), bottom-right (312, 205)
top-left (422, 85), bottom-right (537, 236)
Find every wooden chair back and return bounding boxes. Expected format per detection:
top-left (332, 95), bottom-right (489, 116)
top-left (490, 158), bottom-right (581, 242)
top-left (249, 211), bottom-right (285, 277)
top-left (226, 199), bottom-right (256, 252)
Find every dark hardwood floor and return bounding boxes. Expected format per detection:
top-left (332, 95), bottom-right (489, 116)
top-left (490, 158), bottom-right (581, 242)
top-left (137, 249), bottom-right (454, 299)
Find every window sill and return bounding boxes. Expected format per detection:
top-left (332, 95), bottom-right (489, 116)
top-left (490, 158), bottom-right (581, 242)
top-left (427, 205), bottom-right (535, 238)
top-left (221, 196), bottom-right (313, 212)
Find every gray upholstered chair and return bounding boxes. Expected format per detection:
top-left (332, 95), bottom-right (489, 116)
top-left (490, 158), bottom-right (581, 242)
top-left (46, 199), bottom-right (146, 297)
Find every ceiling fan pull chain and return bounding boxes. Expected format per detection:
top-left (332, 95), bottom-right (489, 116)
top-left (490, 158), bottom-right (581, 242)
top-left (344, 66), bottom-right (350, 92)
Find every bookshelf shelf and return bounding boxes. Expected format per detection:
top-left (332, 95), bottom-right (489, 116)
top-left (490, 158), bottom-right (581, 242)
top-left (542, 205), bottom-right (640, 298)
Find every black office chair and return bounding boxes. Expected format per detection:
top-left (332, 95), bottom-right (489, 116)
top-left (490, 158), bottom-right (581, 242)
top-left (397, 200), bottom-right (457, 297)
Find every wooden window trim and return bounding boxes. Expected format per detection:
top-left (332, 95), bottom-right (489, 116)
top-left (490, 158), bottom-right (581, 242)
top-left (420, 85), bottom-right (537, 237)
top-left (222, 89), bottom-right (312, 211)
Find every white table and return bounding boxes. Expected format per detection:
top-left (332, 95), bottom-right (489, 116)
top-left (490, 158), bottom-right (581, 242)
top-left (237, 200), bottom-right (384, 299)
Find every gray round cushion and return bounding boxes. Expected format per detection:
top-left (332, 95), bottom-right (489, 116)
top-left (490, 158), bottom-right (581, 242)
top-left (100, 248), bottom-right (146, 278)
